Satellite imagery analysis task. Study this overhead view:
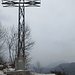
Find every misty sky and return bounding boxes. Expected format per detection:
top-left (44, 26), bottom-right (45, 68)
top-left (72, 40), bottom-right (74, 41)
top-left (0, 0), bottom-right (75, 67)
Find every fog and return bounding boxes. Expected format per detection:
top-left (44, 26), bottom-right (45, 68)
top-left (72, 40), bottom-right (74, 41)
top-left (0, 0), bottom-right (75, 67)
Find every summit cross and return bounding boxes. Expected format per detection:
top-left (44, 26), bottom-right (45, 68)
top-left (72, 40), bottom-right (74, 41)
top-left (2, 0), bottom-right (41, 70)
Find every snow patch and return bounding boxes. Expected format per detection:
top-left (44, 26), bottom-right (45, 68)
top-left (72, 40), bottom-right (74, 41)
top-left (33, 73), bottom-right (55, 75)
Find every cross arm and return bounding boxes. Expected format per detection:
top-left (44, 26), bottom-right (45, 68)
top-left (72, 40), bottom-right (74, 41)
top-left (2, 0), bottom-right (41, 7)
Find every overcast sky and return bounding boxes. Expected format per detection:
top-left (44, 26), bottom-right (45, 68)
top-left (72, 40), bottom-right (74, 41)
top-left (0, 0), bottom-right (75, 67)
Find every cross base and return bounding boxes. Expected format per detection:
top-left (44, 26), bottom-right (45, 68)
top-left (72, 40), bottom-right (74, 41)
top-left (15, 57), bottom-right (25, 70)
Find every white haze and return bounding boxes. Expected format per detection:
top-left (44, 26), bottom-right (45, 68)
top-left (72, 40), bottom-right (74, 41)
top-left (0, 0), bottom-right (75, 67)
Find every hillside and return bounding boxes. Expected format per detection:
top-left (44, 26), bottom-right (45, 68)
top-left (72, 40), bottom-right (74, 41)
top-left (52, 62), bottom-right (75, 75)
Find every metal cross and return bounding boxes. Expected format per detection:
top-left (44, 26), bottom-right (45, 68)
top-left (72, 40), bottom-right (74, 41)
top-left (2, 0), bottom-right (40, 70)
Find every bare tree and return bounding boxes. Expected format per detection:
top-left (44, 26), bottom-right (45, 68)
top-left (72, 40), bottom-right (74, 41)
top-left (5, 26), bottom-right (17, 64)
top-left (0, 23), bottom-right (7, 66)
top-left (0, 56), bottom-right (6, 65)
top-left (5, 25), bottom-right (34, 68)
top-left (33, 61), bottom-right (43, 73)
top-left (0, 23), bottom-right (6, 51)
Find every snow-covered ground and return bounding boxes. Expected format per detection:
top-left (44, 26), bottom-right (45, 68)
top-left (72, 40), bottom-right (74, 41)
top-left (0, 72), bottom-right (55, 75)
top-left (0, 69), bottom-right (55, 75)
top-left (35, 74), bottom-right (55, 75)
top-left (33, 73), bottom-right (56, 75)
